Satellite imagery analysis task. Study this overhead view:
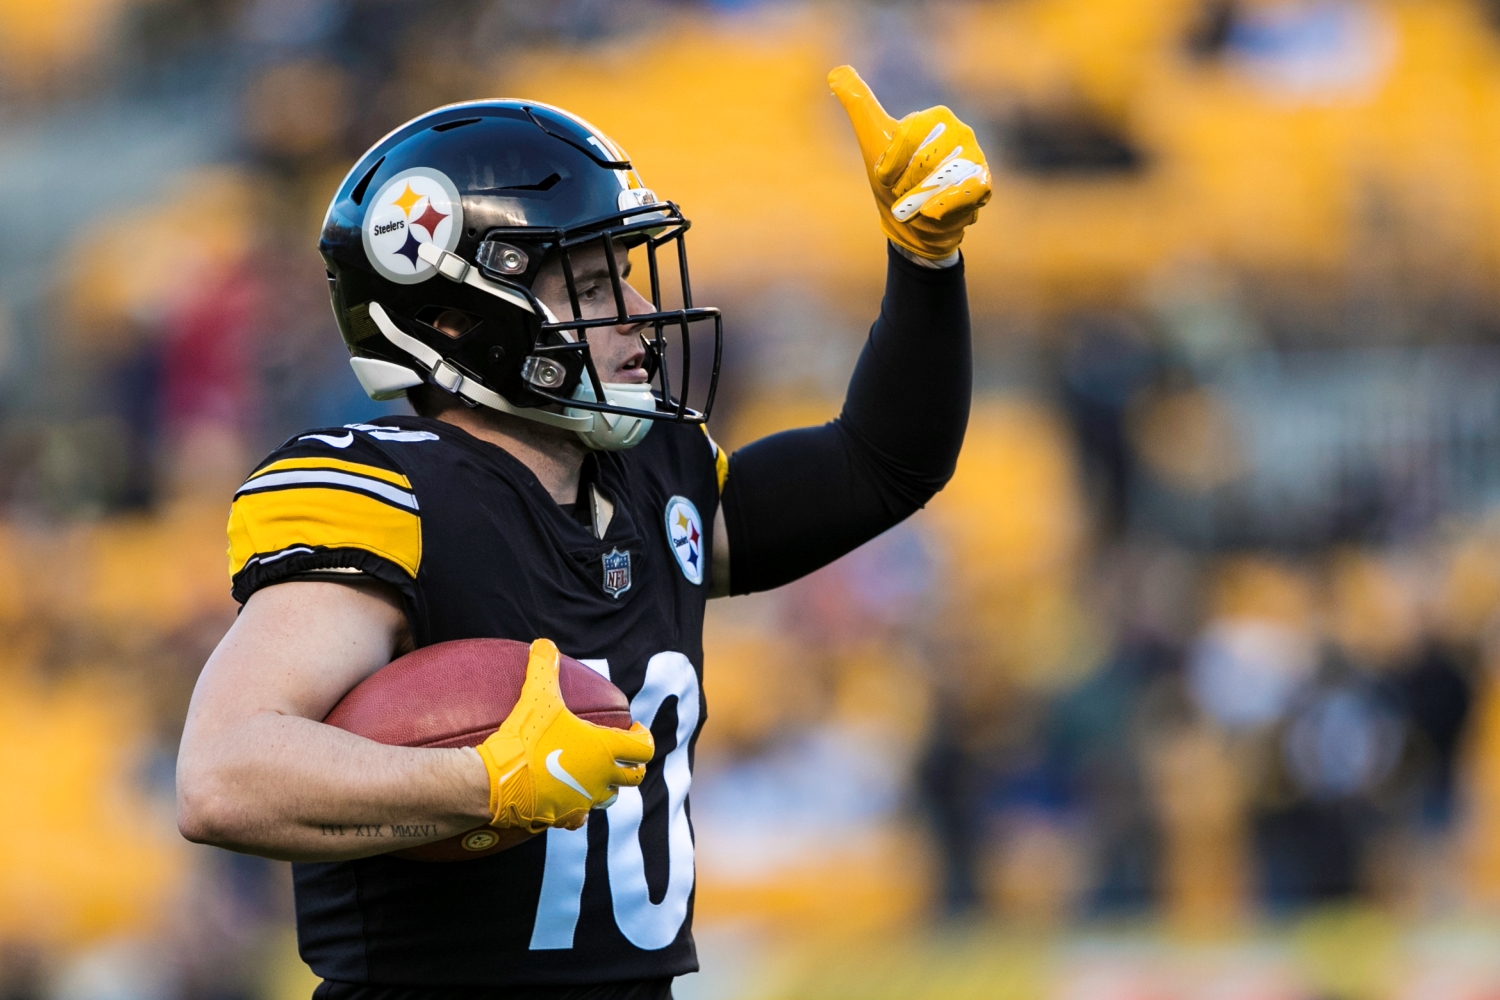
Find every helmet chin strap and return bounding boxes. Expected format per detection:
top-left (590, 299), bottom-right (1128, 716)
top-left (364, 301), bottom-right (653, 450)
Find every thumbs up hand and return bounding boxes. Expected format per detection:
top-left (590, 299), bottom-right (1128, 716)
top-left (828, 65), bottom-right (991, 261)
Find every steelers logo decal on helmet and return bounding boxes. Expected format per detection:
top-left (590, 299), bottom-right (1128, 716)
top-left (664, 496), bottom-right (705, 585)
top-left (361, 167), bottom-right (464, 284)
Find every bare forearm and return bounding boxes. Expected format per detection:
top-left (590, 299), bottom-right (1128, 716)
top-left (178, 712), bottom-right (491, 862)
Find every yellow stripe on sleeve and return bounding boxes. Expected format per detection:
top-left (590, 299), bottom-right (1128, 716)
top-left (248, 456), bottom-right (412, 489)
top-left (700, 425), bottom-right (729, 494)
top-left (227, 486), bottom-right (422, 579)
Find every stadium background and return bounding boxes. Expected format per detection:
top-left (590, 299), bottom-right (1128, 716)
top-left (7, 0), bottom-right (1500, 996)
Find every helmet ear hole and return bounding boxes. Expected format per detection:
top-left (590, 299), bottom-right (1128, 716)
top-left (416, 305), bottom-right (482, 339)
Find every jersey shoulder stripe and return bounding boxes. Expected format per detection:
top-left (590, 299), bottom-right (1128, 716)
top-left (237, 468), bottom-right (419, 511)
top-left (249, 456), bottom-right (413, 489)
top-left (700, 425), bottom-right (728, 494)
top-left (227, 431), bottom-right (423, 603)
top-left (228, 486), bottom-right (422, 576)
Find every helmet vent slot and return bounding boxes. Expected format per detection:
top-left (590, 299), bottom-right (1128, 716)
top-left (494, 172), bottom-right (561, 193)
top-left (350, 156), bottom-right (385, 206)
top-left (432, 117), bottom-right (481, 132)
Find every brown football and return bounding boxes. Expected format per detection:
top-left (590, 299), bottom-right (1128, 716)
top-left (323, 637), bottom-right (633, 862)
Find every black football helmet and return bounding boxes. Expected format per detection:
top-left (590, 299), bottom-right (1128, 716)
top-left (319, 100), bottom-right (721, 450)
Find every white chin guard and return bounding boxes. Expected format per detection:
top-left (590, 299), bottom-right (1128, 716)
top-left (568, 380), bottom-right (655, 451)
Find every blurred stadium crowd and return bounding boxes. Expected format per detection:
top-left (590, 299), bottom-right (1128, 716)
top-left (9, 0), bottom-right (1500, 997)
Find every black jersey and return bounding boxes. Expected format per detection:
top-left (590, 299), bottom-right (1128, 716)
top-left (227, 414), bottom-right (726, 990)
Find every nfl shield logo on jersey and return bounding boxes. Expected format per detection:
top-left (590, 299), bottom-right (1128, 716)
top-left (602, 547), bottom-right (632, 599)
top-left (664, 496), bottom-right (705, 585)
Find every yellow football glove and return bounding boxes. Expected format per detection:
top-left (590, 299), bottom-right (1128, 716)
top-left (475, 639), bottom-right (654, 833)
top-left (828, 65), bottom-right (992, 260)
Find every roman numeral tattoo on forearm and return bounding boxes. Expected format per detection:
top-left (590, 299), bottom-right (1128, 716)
top-left (317, 823), bottom-right (441, 839)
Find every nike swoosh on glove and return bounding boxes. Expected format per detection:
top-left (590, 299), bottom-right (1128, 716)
top-left (475, 639), bottom-right (654, 833)
top-left (829, 64), bottom-right (992, 260)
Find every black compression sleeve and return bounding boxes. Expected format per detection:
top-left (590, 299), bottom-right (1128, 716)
top-left (722, 243), bottom-right (972, 595)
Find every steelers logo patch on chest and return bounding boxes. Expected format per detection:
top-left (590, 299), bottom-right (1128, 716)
top-left (361, 167), bottom-right (464, 284)
top-left (664, 496), bottom-right (705, 585)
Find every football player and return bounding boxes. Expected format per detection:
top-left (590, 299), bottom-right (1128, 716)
top-left (177, 66), bottom-right (987, 999)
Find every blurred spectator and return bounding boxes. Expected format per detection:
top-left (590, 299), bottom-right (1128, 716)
top-left (1392, 643), bottom-right (1473, 830)
top-left (1060, 314), bottom-right (1156, 538)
